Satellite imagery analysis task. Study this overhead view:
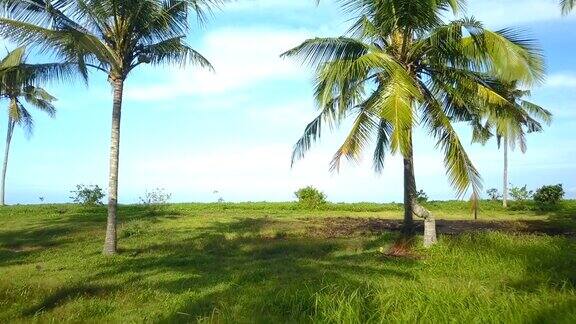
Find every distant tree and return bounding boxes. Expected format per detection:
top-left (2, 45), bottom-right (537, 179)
top-left (486, 188), bottom-right (501, 201)
top-left (0, 47), bottom-right (73, 206)
top-left (509, 185), bottom-right (533, 202)
top-left (0, 0), bottom-right (222, 254)
top-left (284, 0), bottom-right (543, 247)
top-left (70, 184), bottom-right (105, 206)
top-left (472, 81), bottom-right (551, 208)
top-left (416, 190), bottom-right (428, 204)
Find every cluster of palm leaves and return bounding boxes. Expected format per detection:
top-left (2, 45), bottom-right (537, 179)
top-left (0, 0), bottom-right (571, 253)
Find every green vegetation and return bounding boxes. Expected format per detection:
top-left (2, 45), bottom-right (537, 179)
top-left (1, 202), bottom-right (575, 322)
top-left (0, 1), bottom-right (572, 322)
top-left (294, 186), bottom-right (327, 210)
top-left (69, 185), bottom-right (106, 206)
top-left (534, 184), bottom-right (566, 210)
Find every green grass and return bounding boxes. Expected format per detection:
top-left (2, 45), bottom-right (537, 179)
top-left (1, 201), bottom-right (575, 323)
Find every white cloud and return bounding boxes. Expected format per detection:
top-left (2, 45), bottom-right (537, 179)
top-left (545, 73), bottom-right (576, 88)
top-left (246, 100), bottom-right (316, 126)
top-left (125, 27), bottom-right (311, 101)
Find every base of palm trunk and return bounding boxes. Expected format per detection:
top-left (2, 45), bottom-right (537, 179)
top-left (423, 217), bottom-right (437, 248)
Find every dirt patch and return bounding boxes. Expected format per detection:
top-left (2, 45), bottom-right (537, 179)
top-left (302, 217), bottom-right (576, 238)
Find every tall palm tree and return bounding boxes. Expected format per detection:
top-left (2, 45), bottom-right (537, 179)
top-left (561, 0), bottom-right (575, 14)
top-left (471, 81), bottom-right (552, 207)
top-left (0, 0), bottom-right (221, 254)
top-left (0, 47), bottom-right (65, 206)
top-left (283, 0), bottom-right (544, 246)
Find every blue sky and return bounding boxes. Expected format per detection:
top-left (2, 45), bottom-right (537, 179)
top-left (3, 0), bottom-right (576, 204)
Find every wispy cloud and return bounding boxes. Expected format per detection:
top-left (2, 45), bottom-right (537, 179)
top-left (545, 73), bottom-right (576, 88)
top-left (125, 27), bottom-right (311, 101)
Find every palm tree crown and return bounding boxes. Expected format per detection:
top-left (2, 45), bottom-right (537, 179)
top-left (473, 81), bottom-right (552, 153)
top-left (0, 0), bottom-right (216, 81)
top-left (561, 0), bottom-right (575, 14)
top-left (0, 46), bottom-right (74, 205)
top-left (283, 0), bottom-right (544, 237)
top-left (284, 0), bottom-right (543, 196)
top-left (0, 47), bottom-right (59, 130)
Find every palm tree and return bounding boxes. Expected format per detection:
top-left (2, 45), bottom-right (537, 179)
top-left (283, 0), bottom-right (544, 246)
top-left (471, 81), bottom-right (552, 207)
top-left (0, 0), bottom-right (221, 254)
top-left (0, 47), bottom-right (65, 206)
top-left (561, 0), bottom-right (575, 14)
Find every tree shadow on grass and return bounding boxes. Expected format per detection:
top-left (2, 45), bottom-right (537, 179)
top-left (0, 225), bottom-right (75, 266)
top-left (531, 298), bottom-right (576, 323)
top-left (17, 228), bottom-right (410, 322)
top-left (446, 233), bottom-right (576, 292)
top-left (22, 283), bottom-right (119, 317)
top-left (82, 217), bottom-right (415, 322)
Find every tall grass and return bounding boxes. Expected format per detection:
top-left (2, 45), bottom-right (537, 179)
top-left (0, 203), bottom-right (574, 322)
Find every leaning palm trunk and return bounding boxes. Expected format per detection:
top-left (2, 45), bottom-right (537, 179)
top-left (0, 119), bottom-right (15, 206)
top-left (503, 135), bottom-right (508, 208)
top-left (103, 78), bottom-right (124, 255)
top-left (414, 200), bottom-right (437, 247)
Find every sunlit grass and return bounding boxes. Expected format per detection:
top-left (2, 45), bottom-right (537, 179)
top-left (1, 202), bottom-right (575, 323)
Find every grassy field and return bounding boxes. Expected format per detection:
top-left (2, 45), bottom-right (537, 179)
top-left (1, 201), bottom-right (575, 323)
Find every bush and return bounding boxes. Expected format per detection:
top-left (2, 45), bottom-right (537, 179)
top-left (486, 188), bottom-right (501, 201)
top-left (70, 184), bottom-right (105, 206)
top-left (416, 190), bottom-right (428, 204)
top-left (121, 221), bottom-right (151, 238)
top-left (509, 185), bottom-right (533, 202)
top-left (533, 184), bottom-right (564, 210)
top-left (295, 186), bottom-right (327, 210)
top-left (139, 188), bottom-right (172, 214)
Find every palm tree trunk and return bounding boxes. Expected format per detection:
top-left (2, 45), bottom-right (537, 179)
top-left (402, 142), bottom-right (416, 235)
top-left (503, 135), bottom-right (508, 208)
top-left (403, 130), bottom-right (437, 247)
top-left (0, 119), bottom-right (15, 206)
top-left (103, 78), bottom-right (125, 255)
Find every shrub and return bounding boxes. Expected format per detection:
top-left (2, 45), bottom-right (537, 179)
top-left (486, 188), bottom-right (501, 201)
top-left (533, 184), bottom-right (564, 210)
top-left (121, 221), bottom-right (150, 238)
top-left (416, 190), bottom-right (428, 204)
top-left (509, 185), bottom-right (533, 202)
top-left (295, 186), bottom-right (327, 210)
top-left (70, 184), bottom-right (105, 206)
top-left (139, 188), bottom-right (172, 214)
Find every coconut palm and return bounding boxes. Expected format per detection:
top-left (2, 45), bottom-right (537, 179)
top-left (0, 46), bottom-right (74, 206)
top-left (0, 0), bottom-right (221, 254)
top-left (471, 81), bottom-right (552, 207)
top-left (561, 0), bottom-right (575, 14)
top-left (283, 0), bottom-right (544, 246)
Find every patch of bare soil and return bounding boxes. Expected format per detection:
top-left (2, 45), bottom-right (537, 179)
top-left (302, 217), bottom-right (576, 238)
